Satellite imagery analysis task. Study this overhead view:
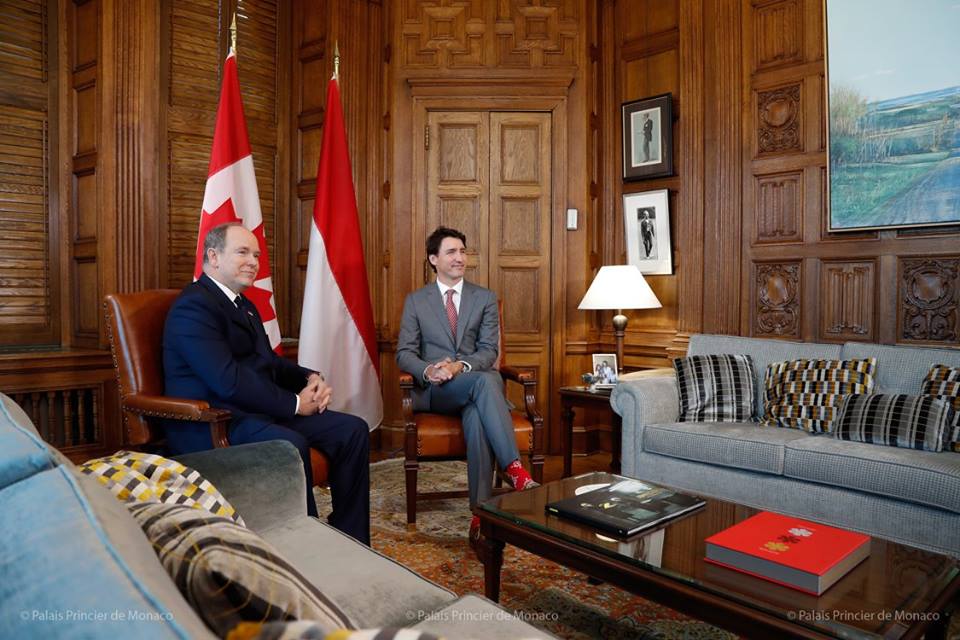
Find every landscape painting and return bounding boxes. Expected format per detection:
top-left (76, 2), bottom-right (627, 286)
top-left (826, 0), bottom-right (960, 231)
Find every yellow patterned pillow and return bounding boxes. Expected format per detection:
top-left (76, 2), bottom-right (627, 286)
top-left (762, 358), bottom-right (877, 433)
top-left (79, 450), bottom-right (244, 526)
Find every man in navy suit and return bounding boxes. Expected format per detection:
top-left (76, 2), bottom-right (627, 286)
top-left (396, 227), bottom-right (538, 549)
top-left (163, 222), bottom-right (369, 544)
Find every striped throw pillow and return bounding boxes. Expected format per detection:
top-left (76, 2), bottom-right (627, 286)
top-left (762, 358), bottom-right (876, 433)
top-left (130, 502), bottom-right (355, 637)
top-left (228, 623), bottom-right (442, 640)
top-left (674, 354), bottom-right (756, 422)
top-left (921, 364), bottom-right (960, 452)
top-left (834, 394), bottom-right (953, 452)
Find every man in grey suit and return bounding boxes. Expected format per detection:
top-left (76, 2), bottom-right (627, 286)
top-left (396, 227), bottom-right (538, 548)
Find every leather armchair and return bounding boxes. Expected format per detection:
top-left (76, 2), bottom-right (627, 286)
top-left (399, 303), bottom-right (544, 524)
top-left (104, 290), bottom-right (328, 485)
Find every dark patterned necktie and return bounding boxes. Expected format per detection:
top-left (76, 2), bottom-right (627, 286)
top-left (445, 289), bottom-right (458, 339)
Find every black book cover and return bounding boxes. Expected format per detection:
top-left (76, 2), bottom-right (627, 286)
top-left (546, 479), bottom-right (706, 538)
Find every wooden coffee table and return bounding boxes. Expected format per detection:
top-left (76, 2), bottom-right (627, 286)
top-left (474, 472), bottom-right (960, 639)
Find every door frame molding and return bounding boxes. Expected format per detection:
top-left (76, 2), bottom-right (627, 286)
top-left (407, 77), bottom-right (573, 450)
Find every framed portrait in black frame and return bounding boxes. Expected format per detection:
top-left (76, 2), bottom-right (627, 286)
top-left (622, 93), bottom-right (673, 181)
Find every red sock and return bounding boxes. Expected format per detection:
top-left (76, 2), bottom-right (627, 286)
top-left (504, 459), bottom-right (538, 491)
top-left (470, 515), bottom-right (480, 531)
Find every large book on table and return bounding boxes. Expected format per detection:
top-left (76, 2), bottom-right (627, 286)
top-left (704, 511), bottom-right (870, 595)
top-left (545, 478), bottom-right (705, 538)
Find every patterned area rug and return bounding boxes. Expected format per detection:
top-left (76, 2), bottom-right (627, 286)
top-left (315, 459), bottom-right (736, 639)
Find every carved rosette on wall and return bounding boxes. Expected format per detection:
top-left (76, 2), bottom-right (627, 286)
top-left (900, 257), bottom-right (959, 345)
top-left (757, 84), bottom-right (802, 155)
top-left (754, 262), bottom-right (801, 337)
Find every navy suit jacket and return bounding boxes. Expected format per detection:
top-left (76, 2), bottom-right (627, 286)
top-left (162, 274), bottom-right (313, 454)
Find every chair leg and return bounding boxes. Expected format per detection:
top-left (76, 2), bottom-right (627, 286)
top-left (404, 459), bottom-right (419, 524)
top-left (530, 452), bottom-right (544, 484)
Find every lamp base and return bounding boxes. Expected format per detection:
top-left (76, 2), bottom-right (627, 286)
top-left (612, 312), bottom-right (627, 373)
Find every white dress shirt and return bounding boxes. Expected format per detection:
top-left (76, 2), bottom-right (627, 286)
top-left (423, 279), bottom-right (472, 380)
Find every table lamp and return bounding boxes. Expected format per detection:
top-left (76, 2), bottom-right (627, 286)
top-left (578, 265), bottom-right (662, 373)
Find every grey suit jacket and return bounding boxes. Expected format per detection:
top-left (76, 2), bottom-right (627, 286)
top-left (396, 280), bottom-right (499, 390)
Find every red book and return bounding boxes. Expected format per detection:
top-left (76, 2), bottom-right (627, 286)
top-left (704, 512), bottom-right (870, 595)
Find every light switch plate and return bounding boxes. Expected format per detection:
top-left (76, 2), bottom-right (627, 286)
top-left (566, 208), bottom-right (578, 230)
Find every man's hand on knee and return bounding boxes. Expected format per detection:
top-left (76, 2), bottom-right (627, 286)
top-left (297, 377), bottom-right (328, 415)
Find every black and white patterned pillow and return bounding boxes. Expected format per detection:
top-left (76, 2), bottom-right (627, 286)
top-left (834, 394), bottom-right (954, 452)
top-left (129, 502), bottom-right (355, 637)
top-left (673, 354), bottom-right (756, 422)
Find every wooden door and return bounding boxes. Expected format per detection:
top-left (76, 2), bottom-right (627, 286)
top-left (424, 110), bottom-right (552, 417)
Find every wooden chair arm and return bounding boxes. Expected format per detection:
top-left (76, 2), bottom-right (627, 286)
top-left (499, 365), bottom-right (535, 383)
top-left (122, 393), bottom-right (231, 449)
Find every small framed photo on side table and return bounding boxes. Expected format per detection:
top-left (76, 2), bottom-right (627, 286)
top-left (592, 353), bottom-right (618, 389)
top-left (622, 93), bottom-right (674, 181)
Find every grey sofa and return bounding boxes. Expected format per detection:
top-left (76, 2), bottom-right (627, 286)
top-left (0, 392), bottom-right (554, 639)
top-left (611, 334), bottom-right (960, 557)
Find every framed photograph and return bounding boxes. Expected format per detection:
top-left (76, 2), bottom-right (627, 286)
top-left (592, 354), bottom-right (618, 388)
top-left (825, 1), bottom-right (960, 231)
top-left (622, 93), bottom-right (674, 181)
top-left (623, 189), bottom-right (672, 275)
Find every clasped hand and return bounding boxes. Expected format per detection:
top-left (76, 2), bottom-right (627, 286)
top-left (296, 373), bottom-right (332, 416)
top-left (426, 357), bottom-right (464, 384)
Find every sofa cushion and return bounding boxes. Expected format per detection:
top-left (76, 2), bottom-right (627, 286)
top-left (643, 421), bottom-right (812, 475)
top-left (687, 334), bottom-right (842, 418)
top-left (674, 354), bottom-right (756, 422)
top-left (80, 450), bottom-right (245, 525)
top-left (840, 342), bottom-right (960, 395)
top-left (834, 394), bottom-right (953, 452)
top-left (0, 397), bottom-right (57, 489)
top-left (921, 364), bottom-right (960, 450)
top-left (0, 467), bottom-right (201, 639)
top-left (784, 436), bottom-right (960, 514)
top-left (261, 518), bottom-right (456, 628)
top-left (130, 502), bottom-right (355, 637)
top-left (411, 594), bottom-right (558, 639)
top-left (762, 358), bottom-right (876, 433)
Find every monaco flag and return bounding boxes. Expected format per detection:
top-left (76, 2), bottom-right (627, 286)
top-left (298, 76), bottom-right (382, 430)
top-left (194, 51), bottom-right (282, 352)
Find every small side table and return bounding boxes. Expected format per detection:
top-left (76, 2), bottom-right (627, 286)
top-left (559, 386), bottom-right (620, 478)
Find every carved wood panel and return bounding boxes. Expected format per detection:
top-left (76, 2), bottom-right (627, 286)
top-left (752, 0), bottom-right (801, 71)
top-left (820, 260), bottom-right (875, 342)
top-left (899, 257), bottom-right (959, 345)
top-left (755, 170), bottom-right (802, 244)
top-left (756, 83), bottom-right (801, 155)
top-left (399, 0), bottom-right (579, 69)
top-left (753, 261), bottom-right (801, 338)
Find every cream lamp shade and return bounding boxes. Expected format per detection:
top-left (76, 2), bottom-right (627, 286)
top-left (578, 265), bottom-right (662, 373)
top-left (578, 265), bottom-right (662, 311)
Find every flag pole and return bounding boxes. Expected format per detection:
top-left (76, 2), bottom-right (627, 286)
top-left (333, 41), bottom-right (340, 81)
top-left (229, 13), bottom-right (237, 55)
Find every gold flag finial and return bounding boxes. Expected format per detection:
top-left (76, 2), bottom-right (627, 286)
top-left (229, 13), bottom-right (237, 55)
top-left (333, 41), bottom-right (340, 80)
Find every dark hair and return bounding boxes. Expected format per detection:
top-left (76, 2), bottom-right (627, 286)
top-left (425, 226), bottom-right (466, 273)
top-left (202, 221), bottom-right (244, 263)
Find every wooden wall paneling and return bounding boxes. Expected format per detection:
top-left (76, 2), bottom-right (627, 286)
top-left (291, 0), bottom-right (327, 338)
top-left (68, 0), bottom-right (100, 348)
top-left (100, 0), bottom-right (162, 306)
top-left (0, 0), bottom-right (60, 346)
top-left (701, 0), bottom-right (742, 335)
top-left (613, 0), bottom-right (680, 366)
top-left (741, 0), bottom-right (960, 347)
top-left (675, 0), bottom-right (704, 353)
top-left (164, 0), bottom-right (223, 289)
top-left (819, 259), bottom-right (876, 343)
top-left (898, 256), bottom-right (959, 346)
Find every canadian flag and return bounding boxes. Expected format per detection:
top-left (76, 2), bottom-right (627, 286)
top-left (193, 51), bottom-right (281, 352)
top-left (298, 76), bottom-right (382, 430)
